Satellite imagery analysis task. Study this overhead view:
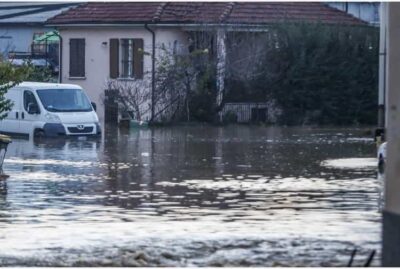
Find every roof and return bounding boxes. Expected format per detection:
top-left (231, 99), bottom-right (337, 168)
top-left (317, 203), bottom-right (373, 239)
top-left (47, 2), bottom-right (367, 26)
top-left (17, 81), bottom-right (82, 89)
top-left (0, 2), bottom-right (78, 25)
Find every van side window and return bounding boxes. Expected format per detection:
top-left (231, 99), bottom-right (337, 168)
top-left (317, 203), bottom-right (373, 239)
top-left (23, 91), bottom-right (39, 113)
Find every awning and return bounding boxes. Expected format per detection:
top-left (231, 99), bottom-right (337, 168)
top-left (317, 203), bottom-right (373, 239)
top-left (33, 30), bottom-right (60, 43)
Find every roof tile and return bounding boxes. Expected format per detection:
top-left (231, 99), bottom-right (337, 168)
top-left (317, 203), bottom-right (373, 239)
top-left (47, 2), bottom-right (367, 26)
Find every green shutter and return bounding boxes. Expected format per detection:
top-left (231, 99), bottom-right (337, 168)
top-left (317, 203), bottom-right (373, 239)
top-left (69, 38), bottom-right (85, 77)
top-left (110, 39), bottom-right (119, 79)
top-left (133, 38), bottom-right (144, 79)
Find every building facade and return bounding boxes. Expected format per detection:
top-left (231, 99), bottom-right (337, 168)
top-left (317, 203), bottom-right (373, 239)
top-left (47, 2), bottom-right (366, 123)
top-left (0, 3), bottom-right (76, 56)
top-left (57, 26), bottom-right (188, 121)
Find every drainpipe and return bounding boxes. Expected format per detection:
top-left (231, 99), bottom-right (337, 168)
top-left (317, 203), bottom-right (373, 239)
top-left (216, 29), bottom-right (227, 122)
top-left (378, 3), bottom-right (387, 128)
top-left (53, 31), bottom-right (62, 83)
top-left (145, 24), bottom-right (156, 122)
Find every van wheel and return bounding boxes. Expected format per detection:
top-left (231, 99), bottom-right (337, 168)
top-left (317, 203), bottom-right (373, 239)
top-left (34, 129), bottom-right (45, 138)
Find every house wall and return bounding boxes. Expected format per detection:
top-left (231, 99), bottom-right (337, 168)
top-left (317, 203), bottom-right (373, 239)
top-left (59, 26), bottom-right (189, 122)
top-left (0, 25), bottom-right (52, 55)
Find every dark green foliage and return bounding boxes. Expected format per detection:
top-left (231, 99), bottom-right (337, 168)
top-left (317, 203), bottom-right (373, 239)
top-left (222, 110), bottom-right (238, 124)
top-left (25, 66), bottom-right (53, 82)
top-left (189, 65), bottom-right (216, 122)
top-left (0, 59), bottom-right (52, 121)
top-left (0, 61), bottom-right (32, 120)
top-left (226, 23), bottom-right (379, 126)
top-left (154, 48), bottom-right (216, 122)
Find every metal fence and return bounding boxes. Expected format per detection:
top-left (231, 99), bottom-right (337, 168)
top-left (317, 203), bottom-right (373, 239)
top-left (222, 102), bottom-right (270, 123)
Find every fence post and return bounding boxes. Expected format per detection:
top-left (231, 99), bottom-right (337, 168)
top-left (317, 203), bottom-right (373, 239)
top-left (104, 89), bottom-right (119, 125)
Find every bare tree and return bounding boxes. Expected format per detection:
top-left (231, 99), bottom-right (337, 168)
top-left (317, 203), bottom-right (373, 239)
top-left (152, 47), bottom-right (208, 122)
top-left (104, 30), bottom-right (215, 124)
top-left (105, 79), bottom-right (151, 121)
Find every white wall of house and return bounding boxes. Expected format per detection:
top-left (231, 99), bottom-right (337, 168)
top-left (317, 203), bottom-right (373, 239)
top-left (59, 26), bottom-right (189, 122)
top-left (0, 26), bottom-right (52, 55)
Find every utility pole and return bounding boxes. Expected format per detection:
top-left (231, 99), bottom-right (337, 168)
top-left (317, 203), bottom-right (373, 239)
top-left (382, 2), bottom-right (400, 266)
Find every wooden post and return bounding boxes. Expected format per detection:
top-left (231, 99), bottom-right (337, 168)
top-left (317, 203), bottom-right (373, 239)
top-left (104, 89), bottom-right (119, 125)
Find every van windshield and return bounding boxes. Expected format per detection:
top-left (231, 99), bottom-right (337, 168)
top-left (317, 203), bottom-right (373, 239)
top-left (37, 89), bottom-right (93, 112)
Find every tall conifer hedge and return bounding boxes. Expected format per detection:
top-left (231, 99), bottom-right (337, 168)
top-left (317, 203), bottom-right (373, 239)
top-left (226, 23), bottom-right (379, 125)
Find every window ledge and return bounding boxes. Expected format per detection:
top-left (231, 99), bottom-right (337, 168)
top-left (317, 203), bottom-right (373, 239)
top-left (69, 76), bottom-right (86, 80)
top-left (117, 77), bottom-right (138, 81)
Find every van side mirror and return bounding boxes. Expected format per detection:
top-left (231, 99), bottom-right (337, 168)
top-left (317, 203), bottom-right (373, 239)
top-left (27, 103), bottom-right (40, 114)
top-left (91, 102), bottom-right (97, 111)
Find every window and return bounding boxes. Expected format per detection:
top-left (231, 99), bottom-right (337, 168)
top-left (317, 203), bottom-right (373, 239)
top-left (32, 32), bottom-right (45, 54)
top-left (24, 90), bottom-right (39, 113)
top-left (121, 39), bottom-right (134, 78)
top-left (109, 38), bottom-right (143, 79)
top-left (37, 89), bottom-right (92, 112)
top-left (69, 38), bottom-right (85, 77)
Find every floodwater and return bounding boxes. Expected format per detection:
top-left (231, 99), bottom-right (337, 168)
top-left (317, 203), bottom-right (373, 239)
top-left (0, 126), bottom-right (381, 266)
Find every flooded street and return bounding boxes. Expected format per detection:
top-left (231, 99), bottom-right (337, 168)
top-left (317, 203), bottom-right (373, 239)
top-left (0, 126), bottom-right (381, 266)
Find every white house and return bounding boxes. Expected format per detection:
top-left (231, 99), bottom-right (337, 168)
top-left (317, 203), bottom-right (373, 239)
top-left (54, 26), bottom-right (188, 123)
top-left (47, 2), bottom-right (366, 123)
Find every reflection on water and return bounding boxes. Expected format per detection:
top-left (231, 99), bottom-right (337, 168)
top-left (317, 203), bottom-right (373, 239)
top-left (0, 126), bottom-right (381, 266)
top-left (321, 158), bottom-right (377, 169)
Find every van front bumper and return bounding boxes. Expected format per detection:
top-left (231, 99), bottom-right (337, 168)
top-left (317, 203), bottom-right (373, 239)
top-left (42, 123), bottom-right (101, 137)
top-left (43, 123), bottom-right (67, 137)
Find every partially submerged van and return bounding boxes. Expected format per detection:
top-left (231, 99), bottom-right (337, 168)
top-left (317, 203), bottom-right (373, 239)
top-left (0, 82), bottom-right (101, 137)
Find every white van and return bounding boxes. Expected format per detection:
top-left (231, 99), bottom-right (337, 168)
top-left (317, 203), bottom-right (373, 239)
top-left (0, 82), bottom-right (101, 137)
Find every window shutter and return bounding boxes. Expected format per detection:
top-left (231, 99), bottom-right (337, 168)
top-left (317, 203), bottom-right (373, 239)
top-left (69, 39), bottom-right (77, 77)
top-left (133, 39), bottom-right (144, 79)
top-left (110, 39), bottom-right (119, 79)
top-left (69, 38), bottom-right (85, 77)
top-left (77, 39), bottom-right (85, 76)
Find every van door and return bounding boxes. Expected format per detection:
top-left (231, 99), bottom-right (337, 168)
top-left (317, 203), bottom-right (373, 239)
top-left (19, 90), bottom-right (41, 136)
top-left (0, 88), bottom-right (22, 134)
